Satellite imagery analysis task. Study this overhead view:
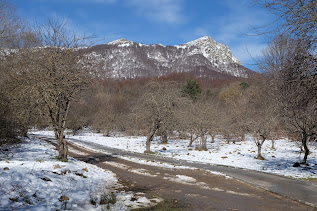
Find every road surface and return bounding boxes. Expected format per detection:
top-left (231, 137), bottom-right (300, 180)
top-left (35, 135), bottom-right (317, 210)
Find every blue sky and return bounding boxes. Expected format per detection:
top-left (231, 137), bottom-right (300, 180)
top-left (11, 0), bottom-right (274, 70)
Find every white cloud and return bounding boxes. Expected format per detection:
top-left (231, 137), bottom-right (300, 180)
top-left (126, 0), bottom-right (185, 25)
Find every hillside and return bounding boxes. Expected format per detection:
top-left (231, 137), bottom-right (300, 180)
top-left (83, 36), bottom-right (254, 80)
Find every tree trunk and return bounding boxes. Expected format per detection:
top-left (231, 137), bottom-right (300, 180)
top-left (161, 130), bottom-right (168, 144)
top-left (57, 129), bottom-right (68, 161)
top-left (301, 133), bottom-right (309, 164)
top-left (188, 136), bottom-right (194, 147)
top-left (256, 136), bottom-right (265, 160)
top-left (105, 129), bottom-right (110, 137)
top-left (225, 135), bottom-right (230, 144)
top-left (200, 131), bottom-right (207, 150)
top-left (56, 99), bottom-right (71, 161)
top-left (54, 129), bottom-right (60, 140)
top-left (256, 143), bottom-right (263, 159)
top-left (241, 134), bottom-right (246, 142)
top-left (271, 139), bottom-right (276, 150)
top-left (20, 127), bottom-right (28, 137)
top-left (145, 120), bottom-right (160, 153)
top-left (188, 132), bottom-right (196, 147)
top-left (211, 134), bottom-right (215, 143)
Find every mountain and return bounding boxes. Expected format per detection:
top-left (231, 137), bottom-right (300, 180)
top-left (83, 36), bottom-right (253, 79)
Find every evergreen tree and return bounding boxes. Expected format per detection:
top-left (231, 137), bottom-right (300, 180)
top-left (182, 79), bottom-right (202, 100)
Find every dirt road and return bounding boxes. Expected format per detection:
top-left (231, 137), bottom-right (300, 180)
top-left (64, 141), bottom-right (315, 211)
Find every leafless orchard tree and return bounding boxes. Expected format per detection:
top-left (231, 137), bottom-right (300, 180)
top-left (91, 87), bottom-right (126, 136)
top-left (247, 79), bottom-right (279, 160)
top-left (134, 82), bottom-right (182, 153)
top-left (66, 92), bottom-right (92, 135)
top-left (255, 0), bottom-right (316, 164)
top-left (10, 18), bottom-right (95, 160)
top-left (180, 99), bottom-right (220, 150)
top-left (219, 82), bottom-right (251, 144)
top-left (258, 34), bottom-right (316, 164)
top-left (0, 0), bottom-right (38, 144)
top-left (0, 0), bottom-right (16, 142)
top-left (280, 47), bottom-right (316, 164)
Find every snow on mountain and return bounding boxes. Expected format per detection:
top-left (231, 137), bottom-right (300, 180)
top-left (180, 36), bottom-right (241, 65)
top-left (108, 38), bottom-right (134, 47)
top-left (84, 36), bottom-right (253, 79)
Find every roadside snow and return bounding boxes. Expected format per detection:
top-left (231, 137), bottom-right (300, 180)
top-left (119, 156), bottom-right (195, 170)
top-left (169, 175), bottom-right (197, 183)
top-left (0, 136), bottom-right (159, 210)
top-left (31, 130), bottom-right (317, 179)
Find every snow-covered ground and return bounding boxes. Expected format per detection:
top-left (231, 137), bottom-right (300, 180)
top-left (32, 130), bottom-right (317, 179)
top-left (0, 136), bottom-right (160, 210)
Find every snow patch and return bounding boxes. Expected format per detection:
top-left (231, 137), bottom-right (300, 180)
top-left (0, 137), bottom-right (157, 210)
top-left (31, 130), bottom-right (317, 179)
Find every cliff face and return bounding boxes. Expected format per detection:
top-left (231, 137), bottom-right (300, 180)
top-left (83, 36), bottom-right (253, 79)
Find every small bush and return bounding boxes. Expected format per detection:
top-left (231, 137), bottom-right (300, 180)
top-left (89, 193), bottom-right (97, 206)
top-left (89, 187), bottom-right (118, 209)
top-left (100, 192), bottom-right (116, 205)
top-left (56, 156), bottom-right (68, 162)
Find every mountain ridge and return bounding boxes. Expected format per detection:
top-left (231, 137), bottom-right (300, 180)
top-left (84, 36), bottom-right (253, 79)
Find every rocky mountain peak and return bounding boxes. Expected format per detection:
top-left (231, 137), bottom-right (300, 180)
top-left (179, 36), bottom-right (241, 65)
top-left (185, 36), bottom-right (217, 46)
top-left (107, 38), bottom-right (133, 47)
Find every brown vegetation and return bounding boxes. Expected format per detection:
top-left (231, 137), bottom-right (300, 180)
top-left (0, 0), bottom-right (315, 165)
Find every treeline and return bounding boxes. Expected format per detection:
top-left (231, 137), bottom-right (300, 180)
top-left (61, 74), bottom-right (282, 158)
top-left (65, 66), bottom-right (314, 164)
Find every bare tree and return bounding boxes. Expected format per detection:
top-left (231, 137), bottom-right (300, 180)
top-left (66, 93), bottom-right (92, 135)
top-left (280, 50), bottom-right (316, 164)
top-left (0, 0), bottom-right (16, 142)
top-left (0, 0), bottom-right (20, 48)
top-left (255, 0), bottom-right (316, 41)
top-left (0, 0), bottom-right (38, 144)
top-left (258, 35), bottom-right (316, 164)
top-left (255, 0), bottom-right (317, 164)
top-left (181, 99), bottom-right (220, 150)
top-left (91, 94), bottom-right (122, 136)
top-left (247, 79), bottom-right (279, 160)
top-left (219, 82), bottom-right (251, 144)
top-left (10, 18), bottom-right (94, 160)
top-left (134, 82), bottom-right (181, 153)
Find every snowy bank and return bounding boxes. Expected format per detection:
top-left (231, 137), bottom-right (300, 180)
top-left (0, 136), bottom-right (160, 210)
top-left (32, 130), bottom-right (317, 179)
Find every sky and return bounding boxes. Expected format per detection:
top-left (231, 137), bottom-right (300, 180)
top-left (10, 0), bottom-right (275, 70)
